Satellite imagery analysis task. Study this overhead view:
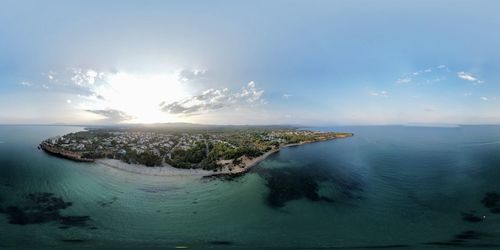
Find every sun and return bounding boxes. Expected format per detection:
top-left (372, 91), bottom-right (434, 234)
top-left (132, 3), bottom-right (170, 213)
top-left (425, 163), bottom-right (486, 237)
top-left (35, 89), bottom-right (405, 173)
top-left (94, 71), bottom-right (190, 123)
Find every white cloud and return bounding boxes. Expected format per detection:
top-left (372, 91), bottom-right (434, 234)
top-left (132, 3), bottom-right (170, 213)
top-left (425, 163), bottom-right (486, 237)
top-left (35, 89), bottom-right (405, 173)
top-left (396, 78), bottom-right (411, 84)
top-left (437, 65), bottom-right (447, 69)
top-left (282, 94), bottom-right (292, 99)
top-left (70, 68), bottom-right (101, 86)
top-left (370, 90), bottom-right (388, 97)
top-left (178, 68), bottom-right (207, 82)
top-left (463, 92), bottom-right (472, 97)
top-left (66, 99), bottom-right (72, 104)
top-left (457, 71), bottom-right (481, 83)
top-left (480, 96), bottom-right (488, 101)
top-left (237, 81), bottom-right (264, 103)
top-left (85, 109), bottom-right (134, 122)
top-left (160, 81), bottom-right (265, 115)
top-left (19, 81), bottom-right (32, 86)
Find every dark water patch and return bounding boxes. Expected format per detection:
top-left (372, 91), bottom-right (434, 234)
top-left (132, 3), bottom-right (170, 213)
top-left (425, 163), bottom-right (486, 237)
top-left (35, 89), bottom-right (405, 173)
top-left (97, 196), bottom-right (118, 207)
top-left (258, 163), bottom-right (363, 208)
top-left (490, 207), bottom-right (500, 214)
top-left (482, 192), bottom-right (500, 213)
top-left (60, 215), bottom-right (91, 227)
top-left (424, 241), bottom-right (461, 246)
top-left (454, 230), bottom-right (486, 240)
top-left (0, 192), bottom-right (93, 229)
top-left (276, 244), bottom-right (411, 249)
top-left (461, 211), bottom-right (485, 223)
top-left (202, 172), bottom-right (246, 182)
top-left (354, 245), bottom-right (411, 249)
top-left (2, 182), bottom-right (15, 188)
top-left (209, 240), bottom-right (233, 245)
top-left (424, 230), bottom-right (490, 247)
top-left (61, 239), bottom-right (86, 243)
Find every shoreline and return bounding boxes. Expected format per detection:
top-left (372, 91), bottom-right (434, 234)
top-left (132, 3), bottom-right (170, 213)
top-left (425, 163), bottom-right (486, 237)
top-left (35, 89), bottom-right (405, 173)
top-left (42, 134), bottom-right (353, 178)
top-left (205, 134), bottom-right (352, 178)
top-left (95, 159), bottom-right (212, 177)
top-left (40, 142), bottom-right (95, 162)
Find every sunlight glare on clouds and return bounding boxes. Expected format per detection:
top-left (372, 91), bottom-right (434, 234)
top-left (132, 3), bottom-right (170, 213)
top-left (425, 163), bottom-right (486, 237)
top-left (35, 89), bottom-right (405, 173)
top-left (91, 71), bottom-right (190, 123)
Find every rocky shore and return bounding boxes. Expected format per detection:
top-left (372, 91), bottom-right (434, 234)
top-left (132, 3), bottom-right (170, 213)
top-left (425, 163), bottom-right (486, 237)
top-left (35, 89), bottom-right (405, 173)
top-left (40, 142), bottom-right (94, 162)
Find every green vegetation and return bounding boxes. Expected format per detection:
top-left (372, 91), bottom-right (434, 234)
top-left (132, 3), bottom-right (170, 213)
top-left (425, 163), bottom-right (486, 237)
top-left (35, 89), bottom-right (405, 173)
top-left (42, 125), bottom-right (352, 170)
top-left (121, 150), bottom-right (162, 167)
top-left (166, 142), bottom-right (206, 169)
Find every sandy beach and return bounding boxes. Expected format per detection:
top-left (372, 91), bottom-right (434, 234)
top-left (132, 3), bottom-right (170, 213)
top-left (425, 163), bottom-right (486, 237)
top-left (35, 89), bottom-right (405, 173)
top-left (96, 159), bottom-right (212, 177)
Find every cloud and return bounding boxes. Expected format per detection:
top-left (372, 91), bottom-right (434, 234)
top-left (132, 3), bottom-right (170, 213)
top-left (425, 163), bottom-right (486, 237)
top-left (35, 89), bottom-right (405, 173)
top-left (396, 77), bottom-right (411, 84)
top-left (370, 90), bottom-right (388, 97)
top-left (457, 71), bottom-right (484, 84)
top-left (480, 96), bottom-right (488, 101)
top-left (396, 65), bottom-right (454, 86)
top-left (178, 69), bottom-right (207, 82)
top-left (70, 68), bottom-right (101, 86)
top-left (237, 81), bottom-right (264, 103)
top-left (19, 81), bottom-right (32, 86)
top-left (457, 71), bottom-right (477, 82)
top-left (282, 94), bottom-right (292, 99)
top-left (21, 68), bottom-right (109, 98)
top-left (160, 81), bottom-right (265, 115)
top-left (85, 109), bottom-right (133, 122)
top-left (160, 88), bottom-right (232, 115)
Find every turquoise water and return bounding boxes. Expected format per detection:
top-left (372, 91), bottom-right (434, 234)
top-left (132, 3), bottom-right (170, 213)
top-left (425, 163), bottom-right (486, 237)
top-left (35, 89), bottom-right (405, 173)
top-left (1, 125), bottom-right (500, 249)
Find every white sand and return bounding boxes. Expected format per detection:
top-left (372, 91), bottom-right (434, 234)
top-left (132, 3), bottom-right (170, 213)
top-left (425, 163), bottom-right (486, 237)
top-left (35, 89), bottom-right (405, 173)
top-left (95, 159), bottom-right (213, 177)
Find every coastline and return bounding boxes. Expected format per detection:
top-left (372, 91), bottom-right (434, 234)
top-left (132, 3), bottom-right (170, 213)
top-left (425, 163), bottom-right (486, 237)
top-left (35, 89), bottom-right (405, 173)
top-left (40, 142), bottom-right (94, 162)
top-left (205, 134), bottom-right (353, 177)
top-left (42, 134), bottom-right (353, 178)
top-left (95, 159), bottom-right (212, 177)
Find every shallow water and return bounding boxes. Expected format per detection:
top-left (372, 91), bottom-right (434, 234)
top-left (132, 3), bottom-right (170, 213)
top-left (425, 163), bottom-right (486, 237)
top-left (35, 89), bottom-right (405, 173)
top-left (1, 125), bottom-right (500, 249)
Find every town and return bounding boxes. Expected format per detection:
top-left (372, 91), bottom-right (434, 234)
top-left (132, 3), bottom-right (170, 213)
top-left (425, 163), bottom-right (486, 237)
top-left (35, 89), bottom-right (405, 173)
top-left (40, 126), bottom-right (352, 172)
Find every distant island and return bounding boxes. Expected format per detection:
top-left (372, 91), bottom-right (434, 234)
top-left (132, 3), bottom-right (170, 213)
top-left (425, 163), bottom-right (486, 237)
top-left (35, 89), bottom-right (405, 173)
top-left (40, 125), bottom-right (353, 176)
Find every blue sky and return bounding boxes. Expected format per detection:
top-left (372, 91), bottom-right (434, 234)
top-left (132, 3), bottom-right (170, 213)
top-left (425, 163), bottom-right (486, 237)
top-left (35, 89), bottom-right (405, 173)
top-left (1, 0), bottom-right (499, 125)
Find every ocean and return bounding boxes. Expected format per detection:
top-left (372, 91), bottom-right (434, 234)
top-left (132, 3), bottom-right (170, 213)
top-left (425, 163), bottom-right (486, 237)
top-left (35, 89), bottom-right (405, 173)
top-left (1, 125), bottom-right (500, 249)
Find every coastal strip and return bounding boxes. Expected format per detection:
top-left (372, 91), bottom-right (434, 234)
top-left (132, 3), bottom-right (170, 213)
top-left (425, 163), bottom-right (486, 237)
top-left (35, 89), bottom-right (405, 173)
top-left (40, 142), bottom-right (95, 162)
top-left (96, 159), bottom-right (212, 177)
top-left (206, 134), bottom-right (353, 178)
top-left (39, 128), bottom-right (353, 178)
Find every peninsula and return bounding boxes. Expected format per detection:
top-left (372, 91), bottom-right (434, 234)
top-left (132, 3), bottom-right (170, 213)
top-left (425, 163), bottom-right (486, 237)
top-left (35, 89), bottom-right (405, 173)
top-left (40, 125), bottom-right (353, 176)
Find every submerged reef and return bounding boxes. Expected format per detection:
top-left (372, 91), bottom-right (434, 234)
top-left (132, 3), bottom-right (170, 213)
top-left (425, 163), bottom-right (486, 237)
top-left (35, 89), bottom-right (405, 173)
top-left (0, 192), bottom-right (93, 229)
top-left (424, 230), bottom-right (496, 247)
top-left (257, 163), bottom-right (363, 208)
top-left (482, 192), bottom-right (500, 214)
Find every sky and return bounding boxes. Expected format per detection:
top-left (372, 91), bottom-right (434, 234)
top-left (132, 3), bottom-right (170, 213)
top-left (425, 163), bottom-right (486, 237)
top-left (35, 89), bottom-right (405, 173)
top-left (1, 0), bottom-right (499, 125)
